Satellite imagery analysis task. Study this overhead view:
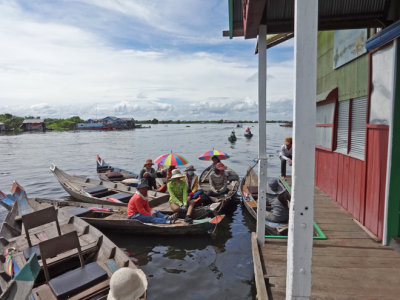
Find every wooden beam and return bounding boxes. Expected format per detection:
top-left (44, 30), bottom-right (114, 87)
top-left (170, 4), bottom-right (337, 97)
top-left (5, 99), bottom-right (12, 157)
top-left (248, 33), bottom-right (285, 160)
top-left (251, 232), bottom-right (268, 300)
top-left (243, 0), bottom-right (267, 39)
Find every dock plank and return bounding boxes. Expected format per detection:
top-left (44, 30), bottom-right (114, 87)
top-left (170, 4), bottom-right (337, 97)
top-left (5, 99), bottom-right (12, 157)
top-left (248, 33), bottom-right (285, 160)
top-left (255, 184), bottom-right (400, 299)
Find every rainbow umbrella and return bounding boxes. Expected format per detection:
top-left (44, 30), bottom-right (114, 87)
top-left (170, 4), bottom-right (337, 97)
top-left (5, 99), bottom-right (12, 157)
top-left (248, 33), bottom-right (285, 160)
top-left (198, 150), bottom-right (230, 161)
top-left (154, 153), bottom-right (188, 166)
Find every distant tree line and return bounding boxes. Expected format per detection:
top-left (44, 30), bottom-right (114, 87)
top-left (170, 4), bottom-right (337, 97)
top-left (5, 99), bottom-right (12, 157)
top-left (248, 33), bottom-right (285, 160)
top-left (0, 113), bottom-right (291, 133)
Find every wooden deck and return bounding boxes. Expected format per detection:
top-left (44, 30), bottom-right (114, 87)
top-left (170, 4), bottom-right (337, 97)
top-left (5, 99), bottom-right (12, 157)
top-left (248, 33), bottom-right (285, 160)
top-left (253, 184), bottom-right (400, 299)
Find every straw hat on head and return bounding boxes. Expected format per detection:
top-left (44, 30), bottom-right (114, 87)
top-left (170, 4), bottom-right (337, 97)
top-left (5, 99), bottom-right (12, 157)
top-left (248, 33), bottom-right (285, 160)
top-left (266, 178), bottom-right (284, 195)
top-left (184, 165), bottom-right (196, 172)
top-left (107, 267), bottom-right (148, 300)
top-left (284, 137), bottom-right (292, 145)
top-left (171, 169), bottom-right (185, 179)
top-left (144, 158), bottom-right (154, 166)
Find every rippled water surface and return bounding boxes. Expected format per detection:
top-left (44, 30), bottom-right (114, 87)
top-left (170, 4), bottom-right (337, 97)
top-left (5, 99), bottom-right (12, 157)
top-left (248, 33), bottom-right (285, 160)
top-left (0, 123), bottom-right (292, 299)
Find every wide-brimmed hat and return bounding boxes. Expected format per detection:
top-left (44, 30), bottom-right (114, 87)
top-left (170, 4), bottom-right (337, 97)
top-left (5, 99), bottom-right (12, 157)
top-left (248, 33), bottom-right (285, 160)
top-left (171, 169), bottom-right (185, 179)
top-left (184, 165), bottom-right (196, 172)
top-left (266, 178), bottom-right (285, 195)
top-left (215, 162), bottom-right (227, 171)
top-left (284, 137), bottom-right (292, 145)
top-left (137, 179), bottom-right (149, 190)
top-left (143, 158), bottom-right (154, 166)
top-left (107, 267), bottom-right (148, 300)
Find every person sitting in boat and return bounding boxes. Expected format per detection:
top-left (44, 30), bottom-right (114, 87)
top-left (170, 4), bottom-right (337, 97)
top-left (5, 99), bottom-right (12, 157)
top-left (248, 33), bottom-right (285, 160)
top-left (127, 179), bottom-right (177, 224)
top-left (245, 126), bottom-right (251, 133)
top-left (279, 137), bottom-right (292, 181)
top-left (139, 158), bottom-right (157, 190)
top-left (184, 165), bottom-right (203, 200)
top-left (206, 162), bottom-right (229, 197)
top-left (265, 178), bottom-right (289, 223)
top-left (165, 165), bottom-right (176, 181)
top-left (168, 169), bottom-right (195, 224)
top-left (230, 131), bottom-right (236, 139)
top-left (211, 155), bottom-right (221, 170)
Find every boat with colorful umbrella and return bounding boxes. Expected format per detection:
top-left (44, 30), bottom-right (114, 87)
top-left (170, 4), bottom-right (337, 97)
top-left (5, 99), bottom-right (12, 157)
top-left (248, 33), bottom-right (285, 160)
top-left (198, 151), bottom-right (240, 213)
top-left (154, 152), bottom-right (188, 166)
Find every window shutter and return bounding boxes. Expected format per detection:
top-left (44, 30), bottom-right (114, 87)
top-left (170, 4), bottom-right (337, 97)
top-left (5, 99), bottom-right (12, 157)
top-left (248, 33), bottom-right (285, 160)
top-left (349, 96), bottom-right (367, 160)
top-left (335, 100), bottom-right (349, 154)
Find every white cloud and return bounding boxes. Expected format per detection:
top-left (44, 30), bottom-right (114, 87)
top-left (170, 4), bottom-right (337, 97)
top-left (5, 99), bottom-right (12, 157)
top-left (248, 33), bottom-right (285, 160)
top-left (0, 0), bottom-right (294, 121)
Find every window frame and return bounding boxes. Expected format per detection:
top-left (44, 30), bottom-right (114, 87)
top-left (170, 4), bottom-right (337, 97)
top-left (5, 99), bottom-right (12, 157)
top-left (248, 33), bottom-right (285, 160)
top-left (315, 88), bottom-right (338, 152)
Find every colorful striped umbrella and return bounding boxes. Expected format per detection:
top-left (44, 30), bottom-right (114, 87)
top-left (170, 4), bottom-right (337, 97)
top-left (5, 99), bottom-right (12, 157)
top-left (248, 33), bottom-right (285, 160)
top-left (198, 150), bottom-right (230, 161)
top-left (154, 153), bottom-right (188, 166)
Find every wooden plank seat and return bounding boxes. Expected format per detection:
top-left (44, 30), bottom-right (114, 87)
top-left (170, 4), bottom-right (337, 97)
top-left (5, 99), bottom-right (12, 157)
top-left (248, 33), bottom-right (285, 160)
top-left (37, 231), bottom-right (107, 300)
top-left (21, 207), bottom-right (61, 261)
top-left (108, 192), bottom-right (132, 203)
top-left (97, 166), bottom-right (113, 173)
top-left (67, 207), bottom-right (92, 217)
top-left (84, 186), bottom-right (109, 196)
top-left (105, 171), bottom-right (123, 179)
top-left (247, 186), bottom-right (258, 195)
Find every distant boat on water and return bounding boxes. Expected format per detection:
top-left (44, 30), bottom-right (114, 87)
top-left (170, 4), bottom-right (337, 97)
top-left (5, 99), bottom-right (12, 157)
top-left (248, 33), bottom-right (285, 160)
top-left (279, 121), bottom-right (293, 127)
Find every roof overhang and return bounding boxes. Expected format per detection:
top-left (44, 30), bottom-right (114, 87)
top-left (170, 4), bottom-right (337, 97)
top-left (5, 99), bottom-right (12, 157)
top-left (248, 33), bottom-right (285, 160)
top-left (223, 0), bottom-right (400, 39)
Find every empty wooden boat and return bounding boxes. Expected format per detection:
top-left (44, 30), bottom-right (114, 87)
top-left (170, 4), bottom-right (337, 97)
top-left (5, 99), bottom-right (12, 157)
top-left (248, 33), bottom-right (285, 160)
top-left (199, 165), bottom-right (240, 213)
top-left (50, 163), bottom-right (169, 207)
top-left (0, 182), bottom-right (147, 299)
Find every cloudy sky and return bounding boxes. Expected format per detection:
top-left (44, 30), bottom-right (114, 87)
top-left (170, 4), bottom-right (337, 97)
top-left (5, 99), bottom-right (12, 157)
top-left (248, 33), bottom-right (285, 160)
top-left (0, 0), bottom-right (294, 121)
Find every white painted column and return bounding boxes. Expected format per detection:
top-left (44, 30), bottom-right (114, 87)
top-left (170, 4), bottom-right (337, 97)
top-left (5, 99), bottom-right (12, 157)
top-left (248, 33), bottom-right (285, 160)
top-left (286, 0), bottom-right (318, 299)
top-left (383, 39), bottom-right (397, 246)
top-left (256, 24), bottom-right (267, 245)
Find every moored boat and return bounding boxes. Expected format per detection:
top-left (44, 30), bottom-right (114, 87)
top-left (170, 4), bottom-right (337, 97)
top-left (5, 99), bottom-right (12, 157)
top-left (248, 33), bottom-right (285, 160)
top-left (240, 164), bottom-right (291, 235)
top-left (244, 132), bottom-right (253, 138)
top-left (33, 197), bottom-right (225, 236)
top-left (199, 165), bottom-right (240, 213)
top-left (0, 182), bottom-right (147, 299)
top-left (50, 164), bottom-right (169, 207)
top-left (96, 155), bottom-right (139, 186)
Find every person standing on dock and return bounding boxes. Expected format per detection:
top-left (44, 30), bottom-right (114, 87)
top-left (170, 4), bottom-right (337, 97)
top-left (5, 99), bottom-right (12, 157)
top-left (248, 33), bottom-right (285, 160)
top-left (139, 158), bottom-right (157, 190)
top-left (279, 137), bottom-right (292, 180)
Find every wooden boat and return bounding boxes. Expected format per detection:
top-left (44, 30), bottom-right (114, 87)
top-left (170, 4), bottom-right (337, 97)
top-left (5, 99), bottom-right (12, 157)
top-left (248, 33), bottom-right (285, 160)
top-left (244, 132), bottom-right (253, 138)
top-left (228, 135), bottom-right (237, 142)
top-left (96, 155), bottom-right (166, 189)
top-left (240, 164), bottom-right (291, 235)
top-left (96, 155), bottom-right (139, 186)
top-left (32, 198), bottom-right (225, 236)
top-left (199, 165), bottom-right (240, 213)
top-left (50, 164), bottom-right (169, 207)
top-left (0, 182), bottom-right (146, 299)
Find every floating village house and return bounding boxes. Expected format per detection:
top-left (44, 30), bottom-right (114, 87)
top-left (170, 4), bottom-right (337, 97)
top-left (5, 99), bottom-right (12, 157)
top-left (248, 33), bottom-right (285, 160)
top-left (225, 0), bottom-right (399, 298)
top-left (77, 116), bottom-right (136, 130)
top-left (20, 119), bottom-right (45, 131)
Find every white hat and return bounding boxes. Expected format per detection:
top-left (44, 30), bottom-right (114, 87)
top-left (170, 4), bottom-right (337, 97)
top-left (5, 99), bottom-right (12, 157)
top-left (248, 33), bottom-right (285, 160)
top-left (107, 267), bottom-right (148, 300)
top-left (266, 178), bottom-right (285, 195)
top-left (171, 169), bottom-right (185, 179)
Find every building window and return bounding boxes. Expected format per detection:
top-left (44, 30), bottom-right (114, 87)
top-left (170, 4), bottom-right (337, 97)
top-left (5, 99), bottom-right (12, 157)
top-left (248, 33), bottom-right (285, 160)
top-left (335, 100), bottom-right (350, 154)
top-left (316, 102), bottom-right (335, 149)
top-left (349, 96), bottom-right (367, 159)
top-left (334, 97), bottom-right (367, 160)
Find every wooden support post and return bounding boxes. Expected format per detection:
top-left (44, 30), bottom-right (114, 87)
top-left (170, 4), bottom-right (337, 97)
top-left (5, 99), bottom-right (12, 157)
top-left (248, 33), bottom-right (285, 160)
top-left (286, 0), bottom-right (318, 298)
top-left (257, 24), bottom-right (267, 245)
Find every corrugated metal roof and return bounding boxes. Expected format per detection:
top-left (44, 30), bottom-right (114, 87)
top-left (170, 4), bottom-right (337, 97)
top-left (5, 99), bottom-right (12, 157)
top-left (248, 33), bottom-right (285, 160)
top-left (22, 119), bottom-right (44, 123)
top-left (228, 0), bottom-right (399, 39)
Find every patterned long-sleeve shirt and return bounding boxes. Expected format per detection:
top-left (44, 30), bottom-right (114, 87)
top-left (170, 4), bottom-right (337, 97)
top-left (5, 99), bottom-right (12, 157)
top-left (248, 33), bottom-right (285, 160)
top-left (167, 180), bottom-right (188, 206)
top-left (279, 144), bottom-right (292, 161)
top-left (209, 172), bottom-right (227, 193)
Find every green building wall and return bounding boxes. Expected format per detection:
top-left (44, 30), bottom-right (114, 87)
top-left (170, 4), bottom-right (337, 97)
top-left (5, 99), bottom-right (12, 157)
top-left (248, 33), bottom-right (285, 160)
top-left (317, 31), bottom-right (368, 100)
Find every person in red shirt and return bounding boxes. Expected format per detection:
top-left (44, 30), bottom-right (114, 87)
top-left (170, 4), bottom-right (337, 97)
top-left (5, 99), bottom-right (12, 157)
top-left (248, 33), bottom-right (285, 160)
top-left (127, 179), bottom-right (177, 224)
